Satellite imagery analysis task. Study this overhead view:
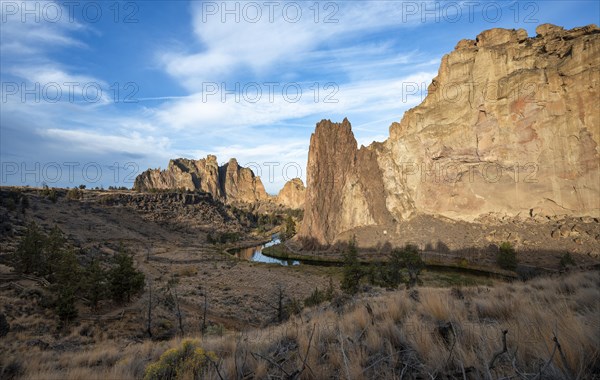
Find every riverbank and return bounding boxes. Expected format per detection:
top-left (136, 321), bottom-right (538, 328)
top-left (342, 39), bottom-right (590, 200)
top-left (263, 242), bottom-right (522, 279)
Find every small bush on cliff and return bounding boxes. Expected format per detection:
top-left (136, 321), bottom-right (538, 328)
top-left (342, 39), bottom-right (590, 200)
top-left (144, 339), bottom-right (216, 380)
top-left (497, 242), bottom-right (518, 271)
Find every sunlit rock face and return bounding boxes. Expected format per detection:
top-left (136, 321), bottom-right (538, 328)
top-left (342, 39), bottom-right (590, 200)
top-left (134, 155), bottom-right (268, 203)
top-left (276, 178), bottom-right (306, 210)
top-left (300, 24), bottom-right (600, 247)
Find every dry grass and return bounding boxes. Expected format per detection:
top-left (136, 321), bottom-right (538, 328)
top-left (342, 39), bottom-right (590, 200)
top-left (1, 270), bottom-right (599, 379)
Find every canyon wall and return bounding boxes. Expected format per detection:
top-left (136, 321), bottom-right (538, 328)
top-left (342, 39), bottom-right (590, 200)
top-left (134, 156), bottom-right (269, 203)
top-left (300, 24), bottom-right (600, 246)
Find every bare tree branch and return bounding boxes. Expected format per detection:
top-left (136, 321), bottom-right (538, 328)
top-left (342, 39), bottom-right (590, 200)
top-left (489, 329), bottom-right (509, 370)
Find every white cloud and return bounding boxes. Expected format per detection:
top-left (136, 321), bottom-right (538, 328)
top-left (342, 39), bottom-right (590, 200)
top-left (41, 128), bottom-right (172, 158)
top-left (1, 0), bottom-right (443, 192)
top-left (1, 1), bottom-right (110, 105)
top-left (8, 67), bottom-right (101, 87)
top-left (0, 0), bottom-right (87, 56)
top-left (151, 71), bottom-right (436, 133)
top-left (159, 1), bottom-right (431, 90)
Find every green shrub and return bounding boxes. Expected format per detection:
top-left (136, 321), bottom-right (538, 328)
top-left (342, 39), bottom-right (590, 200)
top-left (341, 236), bottom-right (363, 295)
top-left (371, 264), bottom-right (396, 288)
top-left (82, 259), bottom-right (108, 309)
top-left (48, 188), bottom-right (58, 203)
top-left (281, 215), bottom-right (296, 241)
top-left (304, 287), bottom-right (329, 307)
top-left (53, 249), bottom-right (81, 321)
top-left (144, 339), bottom-right (216, 380)
top-left (20, 195), bottom-right (29, 212)
top-left (66, 188), bottom-right (82, 200)
top-left (0, 356), bottom-right (23, 379)
top-left (368, 244), bottom-right (425, 289)
top-left (204, 324), bottom-right (225, 337)
top-left (13, 222), bottom-right (47, 275)
top-left (560, 252), bottom-right (576, 269)
top-left (368, 245), bottom-right (423, 289)
top-left (399, 245), bottom-right (425, 288)
top-left (497, 242), bottom-right (518, 271)
top-left (44, 226), bottom-right (67, 280)
top-left (285, 298), bottom-right (303, 316)
top-left (109, 244), bottom-right (145, 303)
top-left (4, 197), bottom-right (17, 212)
top-left (0, 313), bottom-right (9, 337)
top-left (206, 233), bottom-right (216, 244)
top-left (13, 223), bottom-right (69, 279)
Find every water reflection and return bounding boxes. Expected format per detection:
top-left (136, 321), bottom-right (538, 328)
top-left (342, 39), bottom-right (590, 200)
top-left (233, 236), bottom-right (300, 266)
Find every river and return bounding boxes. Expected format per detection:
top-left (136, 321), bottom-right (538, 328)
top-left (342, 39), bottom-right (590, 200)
top-left (231, 235), bottom-right (301, 266)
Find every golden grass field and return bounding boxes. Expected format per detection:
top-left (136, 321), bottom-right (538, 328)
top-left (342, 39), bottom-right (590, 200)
top-left (1, 188), bottom-right (599, 379)
top-left (2, 270), bottom-right (598, 379)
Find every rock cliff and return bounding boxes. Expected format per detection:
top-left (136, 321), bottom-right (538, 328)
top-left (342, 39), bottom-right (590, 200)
top-left (134, 156), bottom-right (269, 203)
top-left (276, 178), bottom-right (306, 209)
top-left (300, 24), bottom-right (600, 250)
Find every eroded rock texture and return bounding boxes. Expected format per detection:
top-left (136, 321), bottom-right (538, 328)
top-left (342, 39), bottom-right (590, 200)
top-left (134, 156), bottom-right (268, 203)
top-left (300, 24), bottom-right (600, 249)
top-left (276, 178), bottom-right (306, 209)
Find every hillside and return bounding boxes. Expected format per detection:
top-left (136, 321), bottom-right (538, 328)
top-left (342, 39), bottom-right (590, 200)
top-left (2, 270), bottom-right (598, 379)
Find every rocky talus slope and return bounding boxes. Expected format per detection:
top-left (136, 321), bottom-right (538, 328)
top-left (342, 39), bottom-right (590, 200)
top-left (299, 24), bottom-right (600, 255)
top-left (134, 156), bottom-right (268, 203)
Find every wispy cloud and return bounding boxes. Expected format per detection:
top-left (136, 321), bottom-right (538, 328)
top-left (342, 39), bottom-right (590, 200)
top-left (159, 1), bottom-right (432, 89)
top-left (41, 128), bottom-right (172, 158)
top-left (0, 0), bottom-right (87, 57)
top-left (4, 0), bottom-right (597, 190)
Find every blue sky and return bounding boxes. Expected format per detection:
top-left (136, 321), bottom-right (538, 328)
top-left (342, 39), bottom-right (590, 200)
top-left (1, 0), bottom-right (598, 193)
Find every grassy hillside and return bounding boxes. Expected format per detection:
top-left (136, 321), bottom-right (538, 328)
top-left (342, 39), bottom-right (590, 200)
top-left (2, 270), bottom-right (598, 379)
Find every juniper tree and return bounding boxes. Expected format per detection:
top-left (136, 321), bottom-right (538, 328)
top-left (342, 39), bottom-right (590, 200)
top-left (109, 245), bottom-right (145, 303)
top-left (44, 225), bottom-right (66, 280)
top-left (400, 245), bottom-right (424, 288)
top-left (497, 242), bottom-right (518, 271)
top-left (54, 249), bottom-right (81, 321)
top-left (13, 222), bottom-right (45, 275)
top-left (83, 258), bottom-right (108, 310)
top-left (341, 236), bottom-right (363, 294)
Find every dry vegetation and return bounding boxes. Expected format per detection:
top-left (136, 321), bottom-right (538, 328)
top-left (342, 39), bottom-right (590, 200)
top-left (2, 270), bottom-right (598, 379)
top-left (1, 188), bottom-right (598, 379)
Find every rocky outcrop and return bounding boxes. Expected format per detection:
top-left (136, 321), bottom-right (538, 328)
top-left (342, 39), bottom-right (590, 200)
top-left (276, 178), bottom-right (306, 209)
top-left (219, 158), bottom-right (269, 203)
top-left (97, 191), bottom-right (244, 231)
top-left (300, 24), bottom-right (600, 249)
top-left (134, 156), bottom-right (269, 203)
top-left (301, 119), bottom-right (393, 244)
